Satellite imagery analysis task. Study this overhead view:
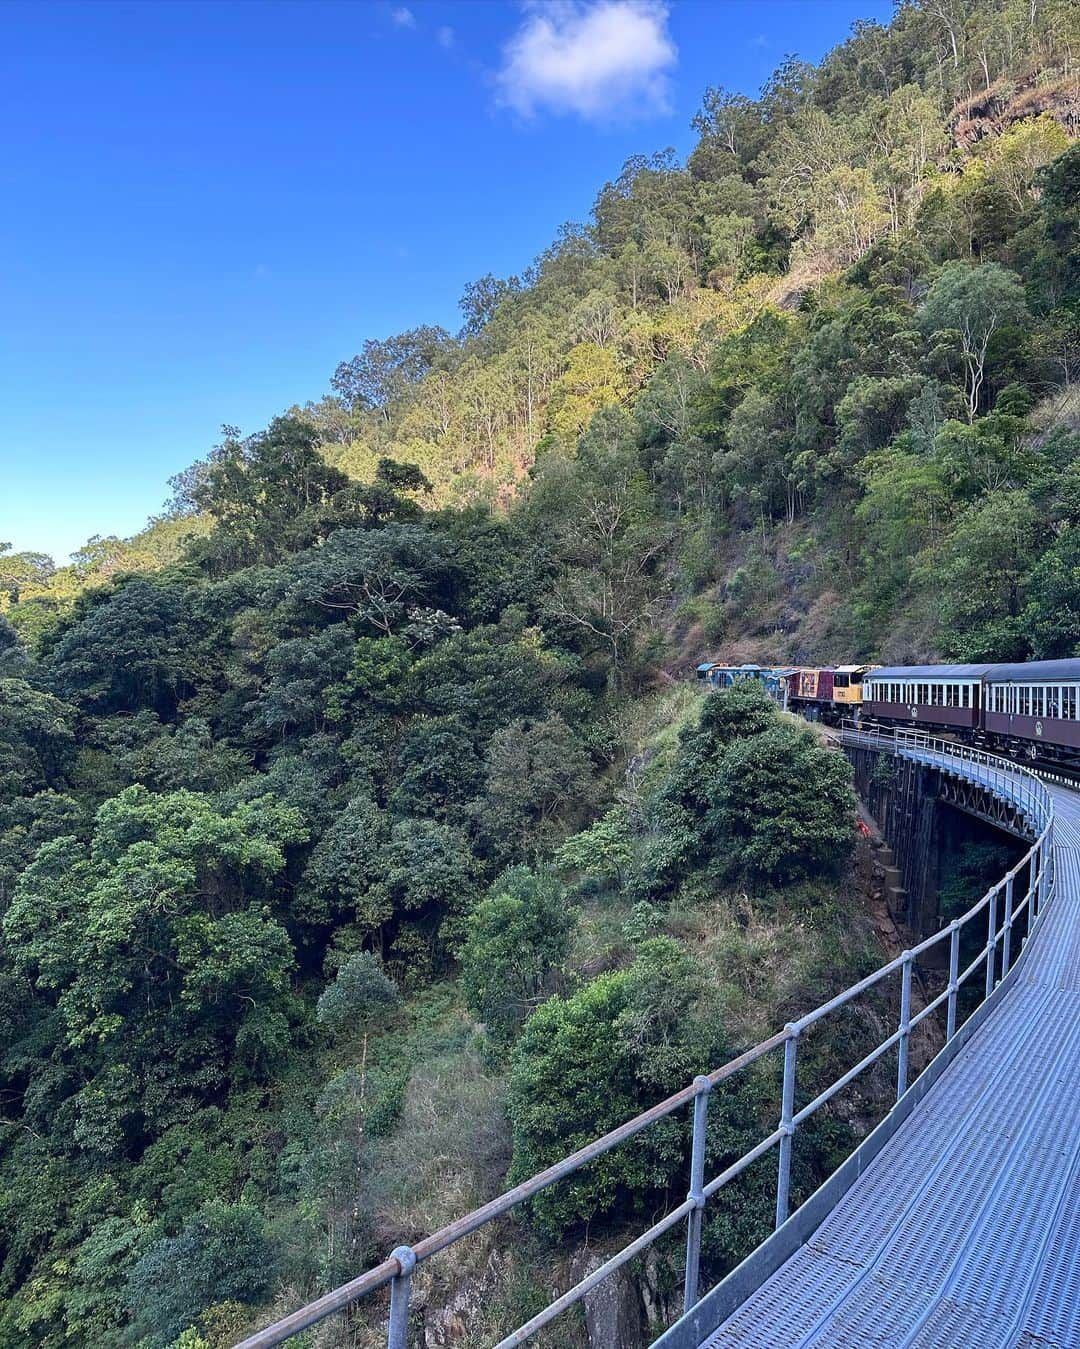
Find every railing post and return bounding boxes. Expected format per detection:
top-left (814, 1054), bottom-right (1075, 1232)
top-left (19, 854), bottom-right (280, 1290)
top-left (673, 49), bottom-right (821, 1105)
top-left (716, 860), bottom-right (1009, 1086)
top-left (1002, 873), bottom-right (1014, 978)
top-left (946, 922), bottom-right (960, 1041)
top-left (1036, 836), bottom-right (1050, 918)
top-left (1032, 843), bottom-right (1041, 921)
top-left (897, 953), bottom-right (913, 1099)
top-left (775, 1026), bottom-right (799, 1229)
top-left (985, 888), bottom-right (998, 1002)
top-left (683, 1075), bottom-right (711, 1314)
top-left (387, 1246), bottom-right (416, 1349)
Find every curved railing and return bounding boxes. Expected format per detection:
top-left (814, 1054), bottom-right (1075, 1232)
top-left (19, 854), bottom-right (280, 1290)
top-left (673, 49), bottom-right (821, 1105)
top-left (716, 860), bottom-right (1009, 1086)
top-left (237, 732), bottom-right (1055, 1349)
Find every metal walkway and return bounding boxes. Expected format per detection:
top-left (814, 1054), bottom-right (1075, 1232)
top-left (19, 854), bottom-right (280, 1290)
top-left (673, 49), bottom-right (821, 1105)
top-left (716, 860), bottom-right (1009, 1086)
top-left (699, 768), bottom-right (1080, 1349)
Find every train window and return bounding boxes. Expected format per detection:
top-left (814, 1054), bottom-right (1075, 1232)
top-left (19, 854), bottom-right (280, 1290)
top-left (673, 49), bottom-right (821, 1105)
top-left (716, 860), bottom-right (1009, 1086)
top-left (1034, 687), bottom-right (1045, 717)
top-left (1047, 687), bottom-right (1060, 718)
top-left (1065, 687), bottom-right (1078, 720)
top-left (1020, 687), bottom-right (1031, 716)
top-left (834, 673), bottom-right (849, 688)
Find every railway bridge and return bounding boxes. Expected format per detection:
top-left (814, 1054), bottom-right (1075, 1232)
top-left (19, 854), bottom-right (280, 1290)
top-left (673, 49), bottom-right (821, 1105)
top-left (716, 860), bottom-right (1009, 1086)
top-left (239, 730), bottom-right (1080, 1349)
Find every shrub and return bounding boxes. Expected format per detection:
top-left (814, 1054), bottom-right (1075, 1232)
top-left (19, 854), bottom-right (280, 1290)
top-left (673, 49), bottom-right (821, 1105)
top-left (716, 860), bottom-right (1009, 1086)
top-left (316, 952), bottom-right (400, 1038)
top-left (125, 1201), bottom-right (275, 1348)
top-left (507, 939), bottom-right (725, 1234)
top-left (708, 724), bottom-right (856, 883)
top-left (460, 866), bottom-right (574, 1050)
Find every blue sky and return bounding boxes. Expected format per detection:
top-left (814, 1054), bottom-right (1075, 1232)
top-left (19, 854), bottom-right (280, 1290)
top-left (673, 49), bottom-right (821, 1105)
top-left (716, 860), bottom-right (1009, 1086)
top-left (1, 0), bottom-right (891, 564)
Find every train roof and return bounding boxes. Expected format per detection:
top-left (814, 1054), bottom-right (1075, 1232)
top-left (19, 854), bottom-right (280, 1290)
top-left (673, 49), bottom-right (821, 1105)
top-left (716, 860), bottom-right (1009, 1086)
top-left (868, 659), bottom-right (1080, 683)
top-left (985, 659), bottom-right (1080, 683)
top-left (868, 664), bottom-right (996, 680)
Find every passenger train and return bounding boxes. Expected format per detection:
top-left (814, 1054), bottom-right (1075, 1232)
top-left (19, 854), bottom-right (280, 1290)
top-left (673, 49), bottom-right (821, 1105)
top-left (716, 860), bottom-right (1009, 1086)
top-left (696, 658), bottom-right (1080, 767)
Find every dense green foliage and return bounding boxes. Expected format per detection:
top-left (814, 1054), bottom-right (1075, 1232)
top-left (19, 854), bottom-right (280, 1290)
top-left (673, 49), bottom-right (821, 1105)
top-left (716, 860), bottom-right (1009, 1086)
top-left (2, 2), bottom-right (1078, 1342)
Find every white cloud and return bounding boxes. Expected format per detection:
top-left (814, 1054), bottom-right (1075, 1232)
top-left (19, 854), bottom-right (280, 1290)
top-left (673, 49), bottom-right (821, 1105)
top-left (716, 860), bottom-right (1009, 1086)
top-left (437, 25), bottom-right (455, 49)
top-left (497, 1), bottom-right (676, 121)
top-left (390, 6), bottom-right (416, 27)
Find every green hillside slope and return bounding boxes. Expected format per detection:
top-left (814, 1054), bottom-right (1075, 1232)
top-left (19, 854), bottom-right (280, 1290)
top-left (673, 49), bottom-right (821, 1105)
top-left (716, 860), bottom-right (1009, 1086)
top-left (1, 1), bottom-right (1078, 1344)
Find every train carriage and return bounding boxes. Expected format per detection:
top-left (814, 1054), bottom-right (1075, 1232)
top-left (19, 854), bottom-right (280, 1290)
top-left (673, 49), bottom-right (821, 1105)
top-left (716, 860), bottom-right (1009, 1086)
top-left (983, 659), bottom-right (1080, 760)
top-left (862, 664), bottom-right (989, 732)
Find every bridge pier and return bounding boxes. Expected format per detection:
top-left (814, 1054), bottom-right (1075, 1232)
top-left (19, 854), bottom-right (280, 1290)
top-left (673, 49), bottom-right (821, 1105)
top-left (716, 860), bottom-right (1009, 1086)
top-left (844, 742), bottom-right (1026, 940)
top-left (847, 745), bottom-right (940, 933)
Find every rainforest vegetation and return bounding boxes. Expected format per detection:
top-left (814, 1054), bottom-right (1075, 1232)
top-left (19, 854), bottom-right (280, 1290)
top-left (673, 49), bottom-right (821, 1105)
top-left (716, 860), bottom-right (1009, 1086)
top-left (1, 1), bottom-right (1079, 1344)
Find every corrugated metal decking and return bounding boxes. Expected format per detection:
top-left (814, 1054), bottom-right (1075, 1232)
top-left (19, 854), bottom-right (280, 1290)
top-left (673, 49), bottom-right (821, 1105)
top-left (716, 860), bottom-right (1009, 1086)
top-left (700, 764), bottom-right (1080, 1349)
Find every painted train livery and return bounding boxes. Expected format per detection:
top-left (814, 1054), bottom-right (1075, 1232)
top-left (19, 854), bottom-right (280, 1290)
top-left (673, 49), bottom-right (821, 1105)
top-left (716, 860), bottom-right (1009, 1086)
top-left (696, 658), bottom-right (1080, 766)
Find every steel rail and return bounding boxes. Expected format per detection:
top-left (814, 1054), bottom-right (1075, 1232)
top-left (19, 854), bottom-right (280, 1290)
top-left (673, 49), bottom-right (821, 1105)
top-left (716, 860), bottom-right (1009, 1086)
top-left (236, 727), bottom-right (1054, 1349)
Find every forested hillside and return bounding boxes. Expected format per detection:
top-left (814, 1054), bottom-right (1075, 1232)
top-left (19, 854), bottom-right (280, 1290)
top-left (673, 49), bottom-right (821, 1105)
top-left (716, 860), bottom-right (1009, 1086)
top-left (2, 1), bottom-right (1079, 1344)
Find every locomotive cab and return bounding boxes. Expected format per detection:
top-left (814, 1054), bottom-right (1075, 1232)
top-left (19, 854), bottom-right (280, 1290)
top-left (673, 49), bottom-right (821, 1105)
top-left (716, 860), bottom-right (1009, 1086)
top-left (832, 664), bottom-right (878, 709)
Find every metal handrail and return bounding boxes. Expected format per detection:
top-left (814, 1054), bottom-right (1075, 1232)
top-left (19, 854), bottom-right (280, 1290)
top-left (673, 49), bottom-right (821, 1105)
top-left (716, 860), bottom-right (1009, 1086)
top-left (236, 731), bottom-right (1055, 1349)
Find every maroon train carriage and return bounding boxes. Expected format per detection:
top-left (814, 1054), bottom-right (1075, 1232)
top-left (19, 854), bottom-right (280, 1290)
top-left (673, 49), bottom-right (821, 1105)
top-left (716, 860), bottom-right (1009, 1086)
top-left (861, 664), bottom-right (989, 733)
top-left (983, 659), bottom-right (1080, 763)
